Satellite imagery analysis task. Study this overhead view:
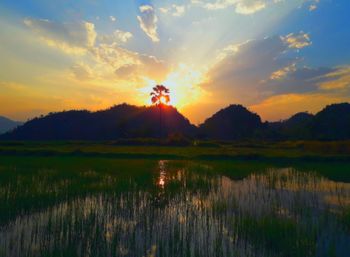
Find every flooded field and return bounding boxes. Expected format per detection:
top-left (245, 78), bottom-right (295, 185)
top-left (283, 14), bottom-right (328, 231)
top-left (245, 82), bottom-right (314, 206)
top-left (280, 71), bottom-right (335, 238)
top-left (0, 157), bottom-right (349, 257)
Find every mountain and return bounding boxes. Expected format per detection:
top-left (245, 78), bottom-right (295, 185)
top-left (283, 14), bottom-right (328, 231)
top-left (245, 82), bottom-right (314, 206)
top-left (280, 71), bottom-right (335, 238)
top-left (199, 105), bottom-right (263, 140)
top-left (283, 112), bottom-right (314, 127)
top-left (267, 103), bottom-right (350, 140)
top-left (0, 104), bottom-right (197, 140)
top-left (0, 116), bottom-right (22, 134)
top-left (268, 112), bottom-right (314, 140)
top-left (2, 102), bottom-right (350, 141)
top-left (311, 103), bottom-right (350, 140)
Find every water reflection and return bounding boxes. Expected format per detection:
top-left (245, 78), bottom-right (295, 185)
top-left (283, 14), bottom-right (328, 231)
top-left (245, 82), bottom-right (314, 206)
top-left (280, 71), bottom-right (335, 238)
top-left (0, 161), bottom-right (349, 257)
top-left (157, 160), bottom-right (167, 188)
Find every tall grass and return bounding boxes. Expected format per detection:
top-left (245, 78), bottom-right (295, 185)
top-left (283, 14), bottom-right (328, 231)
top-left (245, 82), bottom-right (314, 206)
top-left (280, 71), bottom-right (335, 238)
top-left (0, 158), bottom-right (349, 256)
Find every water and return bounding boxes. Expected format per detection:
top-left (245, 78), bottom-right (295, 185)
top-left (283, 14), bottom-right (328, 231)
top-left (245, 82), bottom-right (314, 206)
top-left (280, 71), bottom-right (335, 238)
top-left (0, 159), bottom-right (349, 257)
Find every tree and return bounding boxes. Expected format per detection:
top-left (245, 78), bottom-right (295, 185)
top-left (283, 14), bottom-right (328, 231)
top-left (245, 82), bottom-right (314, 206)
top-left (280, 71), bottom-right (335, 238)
top-left (150, 85), bottom-right (170, 138)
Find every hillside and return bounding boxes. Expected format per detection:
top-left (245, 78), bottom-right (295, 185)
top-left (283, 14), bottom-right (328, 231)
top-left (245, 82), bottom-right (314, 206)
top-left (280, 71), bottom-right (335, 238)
top-left (312, 103), bottom-right (350, 140)
top-left (199, 105), bottom-right (263, 140)
top-left (0, 116), bottom-right (22, 134)
top-left (268, 112), bottom-right (314, 140)
top-left (2, 103), bottom-right (350, 141)
top-left (0, 104), bottom-right (196, 140)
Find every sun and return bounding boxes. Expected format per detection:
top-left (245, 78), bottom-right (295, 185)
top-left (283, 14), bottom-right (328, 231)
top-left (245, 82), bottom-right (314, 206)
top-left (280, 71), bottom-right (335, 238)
top-left (159, 96), bottom-right (169, 105)
top-left (140, 64), bottom-right (205, 108)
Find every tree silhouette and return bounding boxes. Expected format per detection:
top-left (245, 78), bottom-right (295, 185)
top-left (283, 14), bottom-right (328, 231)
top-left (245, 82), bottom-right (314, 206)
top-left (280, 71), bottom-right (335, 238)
top-left (150, 85), bottom-right (170, 138)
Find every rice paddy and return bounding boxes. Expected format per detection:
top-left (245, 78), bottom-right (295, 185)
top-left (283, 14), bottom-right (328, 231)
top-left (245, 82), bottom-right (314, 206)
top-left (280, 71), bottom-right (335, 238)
top-left (0, 156), bottom-right (349, 257)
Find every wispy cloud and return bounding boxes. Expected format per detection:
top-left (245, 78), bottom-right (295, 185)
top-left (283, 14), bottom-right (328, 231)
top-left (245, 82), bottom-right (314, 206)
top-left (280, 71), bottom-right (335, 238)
top-left (99, 30), bottom-right (133, 44)
top-left (309, 4), bottom-right (317, 11)
top-left (90, 43), bottom-right (168, 81)
top-left (23, 17), bottom-right (167, 83)
top-left (70, 62), bottom-right (94, 80)
top-left (250, 92), bottom-right (349, 121)
top-left (235, 1), bottom-right (266, 14)
top-left (137, 5), bottom-right (159, 42)
top-left (270, 63), bottom-right (297, 80)
top-left (198, 32), bottom-right (332, 106)
top-left (281, 32), bottom-right (311, 49)
top-left (191, 0), bottom-right (277, 14)
top-left (318, 67), bottom-right (350, 90)
top-left (199, 28), bottom-right (350, 121)
top-left (159, 5), bottom-right (186, 17)
top-left (3, 0), bottom-right (347, 124)
top-left (24, 18), bottom-right (97, 54)
top-left (308, 0), bottom-right (320, 11)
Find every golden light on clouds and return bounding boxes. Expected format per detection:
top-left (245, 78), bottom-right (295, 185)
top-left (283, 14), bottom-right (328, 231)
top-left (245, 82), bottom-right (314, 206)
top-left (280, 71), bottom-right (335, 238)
top-left (0, 0), bottom-right (349, 124)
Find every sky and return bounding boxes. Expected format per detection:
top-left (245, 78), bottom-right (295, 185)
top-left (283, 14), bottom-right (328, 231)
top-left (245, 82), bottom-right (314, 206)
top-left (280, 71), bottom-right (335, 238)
top-left (0, 0), bottom-right (349, 124)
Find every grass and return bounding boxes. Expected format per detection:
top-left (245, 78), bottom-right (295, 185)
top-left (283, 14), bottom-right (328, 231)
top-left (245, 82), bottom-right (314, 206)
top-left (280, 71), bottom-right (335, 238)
top-left (0, 157), bottom-right (158, 225)
top-left (340, 206), bottom-right (350, 231)
top-left (235, 215), bottom-right (317, 257)
top-left (1, 140), bottom-right (350, 162)
top-left (1, 155), bottom-right (349, 226)
top-left (0, 142), bottom-right (349, 257)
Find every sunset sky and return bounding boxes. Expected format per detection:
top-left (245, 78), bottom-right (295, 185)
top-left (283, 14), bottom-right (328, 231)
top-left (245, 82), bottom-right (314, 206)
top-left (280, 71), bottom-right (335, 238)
top-left (0, 0), bottom-right (349, 124)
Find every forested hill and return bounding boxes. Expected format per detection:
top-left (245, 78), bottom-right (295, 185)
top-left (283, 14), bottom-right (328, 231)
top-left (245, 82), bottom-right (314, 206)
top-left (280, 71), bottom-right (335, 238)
top-left (0, 104), bottom-right (196, 140)
top-left (1, 103), bottom-right (350, 141)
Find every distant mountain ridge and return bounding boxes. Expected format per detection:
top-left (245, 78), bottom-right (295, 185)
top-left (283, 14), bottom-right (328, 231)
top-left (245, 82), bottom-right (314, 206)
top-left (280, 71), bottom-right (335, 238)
top-left (0, 116), bottom-right (22, 134)
top-left (1, 103), bottom-right (350, 141)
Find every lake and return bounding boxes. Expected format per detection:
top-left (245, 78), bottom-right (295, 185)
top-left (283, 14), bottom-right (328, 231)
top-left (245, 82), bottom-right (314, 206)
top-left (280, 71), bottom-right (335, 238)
top-left (0, 157), bottom-right (349, 257)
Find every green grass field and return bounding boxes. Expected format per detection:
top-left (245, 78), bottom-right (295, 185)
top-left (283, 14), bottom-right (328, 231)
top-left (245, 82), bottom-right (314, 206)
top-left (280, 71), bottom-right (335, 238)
top-left (1, 140), bottom-right (350, 161)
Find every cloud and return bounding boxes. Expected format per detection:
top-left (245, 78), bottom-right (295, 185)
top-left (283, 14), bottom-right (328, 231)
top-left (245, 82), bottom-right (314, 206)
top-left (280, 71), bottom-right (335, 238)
top-left (90, 43), bottom-right (138, 70)
top-left (99, 29), bottom-right (133, 44)
top-left (159, 8), bottom-right (169, 14)
top-left (137, 5), bottom-right (159, 42)
top-left (24, 18), bottom-right (96, 54)
top-left (318, 67), bottom-right (350, 90)
top-left (270, 63), bottom-right (297, 80)
top-left (70, 63), bottom-right (93, 80)
top-left (250, 92), bottom-right (350, 121)
top-left (172, 5), bottom-right (186, 16)
top-left (309, 5), bottom-right (317, 11)
top-left (23, 17), bottom-right (167, 82)
top-left (199, 32), bottom-right (331, 106)
top-left (159, 5), bottom-right (186, 17)
top-left (200, 35), bottom-right (294, 104)
top-left (281, 32), bottom-right (311, 49)
top-left (307, 0), bottom-right (320, 11)
top-left (109, 16), bottom-right (117, 22)
top-left (199, 31), bottom-right (350, 118)
top-left (113, 56), bottom-right (168, 82)
top-left (81, 42), bottom-right (169, 82)
top-left (265, 66), bottom-right (336, 95)
top-left (192, 0), bottom-right (321, 14)
top-left (191, 0), bottom-right (277, 14)
top-left (235, 1), bottom-right (266, 14)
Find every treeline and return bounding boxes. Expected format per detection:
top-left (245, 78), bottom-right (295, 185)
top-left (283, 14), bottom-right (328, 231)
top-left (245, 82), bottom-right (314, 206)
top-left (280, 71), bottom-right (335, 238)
top-left (1, 102), bottom-right (350, 141)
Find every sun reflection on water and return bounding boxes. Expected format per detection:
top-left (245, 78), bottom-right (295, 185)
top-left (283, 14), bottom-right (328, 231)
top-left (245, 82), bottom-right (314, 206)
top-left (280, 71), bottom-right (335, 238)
top-left (157, 160), bottom-right (167, 188)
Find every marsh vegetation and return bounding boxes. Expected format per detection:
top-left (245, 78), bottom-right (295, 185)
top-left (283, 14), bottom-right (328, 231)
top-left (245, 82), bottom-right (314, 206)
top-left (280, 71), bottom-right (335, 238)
top-left (0, 156), bottom-right (349, 257)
